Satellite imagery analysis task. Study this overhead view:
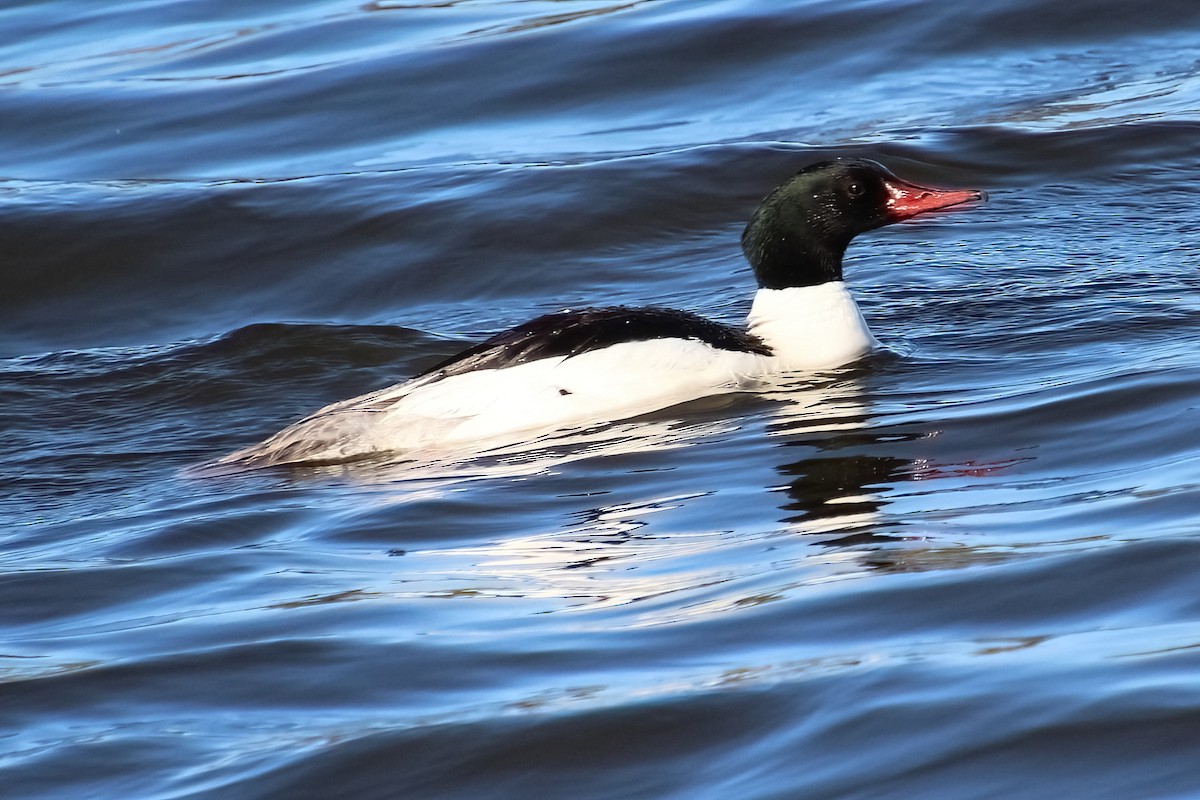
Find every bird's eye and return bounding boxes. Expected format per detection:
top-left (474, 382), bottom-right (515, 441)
top-left (847, 182), bottom-right (865, 198)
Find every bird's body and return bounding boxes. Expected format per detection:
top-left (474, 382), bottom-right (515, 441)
top-left (215, 159), bottom-right (981, 470)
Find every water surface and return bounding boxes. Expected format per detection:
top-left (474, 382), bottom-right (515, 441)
top-left (4, 1), bottom-right (1200, 798)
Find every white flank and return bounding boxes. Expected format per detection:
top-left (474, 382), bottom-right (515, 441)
top-left (216, 282), bottom-right (879, 469)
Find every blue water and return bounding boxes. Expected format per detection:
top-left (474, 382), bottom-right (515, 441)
top-left (4, 1), bottom-right (1200, 797)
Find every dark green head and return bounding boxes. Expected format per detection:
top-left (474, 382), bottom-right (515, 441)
top-left (741, 159), bottom-right (983, 290)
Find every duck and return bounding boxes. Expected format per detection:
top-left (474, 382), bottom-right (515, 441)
top-left (215, 158), bottom-right (982, 469)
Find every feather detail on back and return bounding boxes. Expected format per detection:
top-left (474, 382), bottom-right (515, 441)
top-left (417, 306), bottom-right (771, 381)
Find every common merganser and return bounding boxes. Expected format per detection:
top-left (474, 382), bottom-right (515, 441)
top-left (216, 159), bottom-right (982, 469)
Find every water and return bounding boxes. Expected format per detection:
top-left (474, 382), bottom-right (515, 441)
top-left (4, 1), bottom-right (1200, 797)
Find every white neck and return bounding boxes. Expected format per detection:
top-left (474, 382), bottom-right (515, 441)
top-left (747, 281), bottom-right (878, 371)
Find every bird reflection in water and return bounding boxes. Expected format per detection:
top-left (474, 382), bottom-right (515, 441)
top-left (263, 367), bottom-right (1030, 609)
top-left (762, 372), bottom-right (1032, 574)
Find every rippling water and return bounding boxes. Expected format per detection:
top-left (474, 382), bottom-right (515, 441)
top-left (5, 1), bottom-right (1200, 798)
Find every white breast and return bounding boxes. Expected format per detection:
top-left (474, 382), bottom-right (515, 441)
top-left (747, 282), bottom-right (878, 371)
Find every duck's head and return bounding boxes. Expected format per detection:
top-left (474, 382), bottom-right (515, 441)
top-left (741, 158), bottom-right (984, 290)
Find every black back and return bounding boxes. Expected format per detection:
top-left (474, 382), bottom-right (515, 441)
top-left (417, 306), bottom-right (772, 381)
